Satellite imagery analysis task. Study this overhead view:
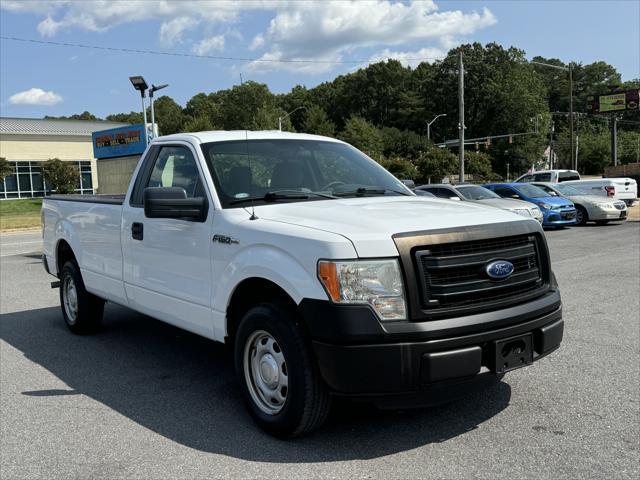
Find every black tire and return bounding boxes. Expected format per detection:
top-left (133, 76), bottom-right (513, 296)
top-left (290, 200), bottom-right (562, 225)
top-left (575, 205), bottom-right (588, 226)
top-left (59, 260), bottom-right (105, 334)
top-left (595, 220), bottom-right (609, 226)
top-left (234, 303), bottom-right (331, 438)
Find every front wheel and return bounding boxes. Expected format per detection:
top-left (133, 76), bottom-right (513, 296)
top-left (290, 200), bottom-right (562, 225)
top-left (59, 260), bottom-right (105, 334)
top-left (234, 303), bottom-right (331, 438)
top-left (575, 206), bottom-right (588, 225)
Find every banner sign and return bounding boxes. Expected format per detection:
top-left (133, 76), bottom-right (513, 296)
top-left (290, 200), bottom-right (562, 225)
top-left (92, 124), bottom-right (147, 159)
top-left (587, 90), bottom-right (639, 114)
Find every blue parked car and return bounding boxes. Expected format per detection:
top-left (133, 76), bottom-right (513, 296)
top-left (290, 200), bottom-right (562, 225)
top-left (483, 183), bottom-right (577, 227)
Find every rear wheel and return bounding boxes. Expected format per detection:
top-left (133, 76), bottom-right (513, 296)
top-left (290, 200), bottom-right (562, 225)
top-left (59, 261), bottom-right (105, 334)
top-left (234, 303), bottom-right (331, 438)
top-left (575, 205), bottom-right (588, 225)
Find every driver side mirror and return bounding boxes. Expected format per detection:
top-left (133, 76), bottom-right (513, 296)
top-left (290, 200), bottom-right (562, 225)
top-left (510, 194), bottom-right (520, 199)
top-left (449, 196), bottom-right (461, 201)
top-left (144, 187), bottom-right (207, 221)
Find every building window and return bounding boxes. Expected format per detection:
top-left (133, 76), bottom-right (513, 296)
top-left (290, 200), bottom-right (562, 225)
top-left (0, 160), bottom-right (94, 199)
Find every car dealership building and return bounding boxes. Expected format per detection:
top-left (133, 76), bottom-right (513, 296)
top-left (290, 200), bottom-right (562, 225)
top-left (0, 117), bottom-right (129, 199)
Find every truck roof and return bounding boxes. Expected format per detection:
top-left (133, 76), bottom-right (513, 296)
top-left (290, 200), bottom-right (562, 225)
top-left (152, 130), bottom-right (344, 145)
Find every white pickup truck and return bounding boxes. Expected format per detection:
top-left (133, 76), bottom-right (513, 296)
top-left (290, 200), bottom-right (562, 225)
top-left (42, 131), bottom-right (563, 438)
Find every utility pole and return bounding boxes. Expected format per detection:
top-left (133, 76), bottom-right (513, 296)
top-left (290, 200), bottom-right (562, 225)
top-left (569, 64), bottom-right (574, 170)
top-left (611, 115), bottom-right (618, 166)
top-left (506, 163), bottom-right (510, 182)
top-left (458, 51), bottom-right (465, 183)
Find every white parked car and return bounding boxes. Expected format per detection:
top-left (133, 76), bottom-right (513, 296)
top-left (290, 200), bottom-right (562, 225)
top-left (516, 169), bottom-right (580, 183)
top-left (563, 178), bottom-right (638, 206)
top-left (42, 131), bottom-right (564, 437)
top-left (531, 182), bottom-right (628, 225)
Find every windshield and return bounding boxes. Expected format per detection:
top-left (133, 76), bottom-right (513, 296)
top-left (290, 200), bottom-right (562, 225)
top-left (554, 184), bottom-right (584, 196)
top-left (456, 185), bottom-right (500, 200)
top-left (200, 139), bottom-right (411, 208)
top-left (514, 184), bottom-right (549, 198)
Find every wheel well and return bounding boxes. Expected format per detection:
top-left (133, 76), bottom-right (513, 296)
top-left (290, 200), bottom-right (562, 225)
top-left (226, 278), bottom-right (300, 344)
top-left (56, 240), bottom-right (76, 277)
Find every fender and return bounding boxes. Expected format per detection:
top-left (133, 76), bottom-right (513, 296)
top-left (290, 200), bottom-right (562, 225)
top-left (211, 244), bottom-right (331, 340)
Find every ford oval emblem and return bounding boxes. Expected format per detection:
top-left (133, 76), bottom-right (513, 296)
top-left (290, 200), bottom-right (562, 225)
top-left (485, 260), bottom-right (514, 280)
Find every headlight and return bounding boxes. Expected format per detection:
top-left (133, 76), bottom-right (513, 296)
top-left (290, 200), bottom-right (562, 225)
top-left (541, 203), bottom-right (554, 210)
top-left (597, 203), bottom-right (614, 209)
top-left (318, 259), bottom-right (406, 321)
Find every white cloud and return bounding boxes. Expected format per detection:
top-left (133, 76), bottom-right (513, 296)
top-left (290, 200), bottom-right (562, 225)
top-left (9, 88), bottom-right (63, 106)
top-left (192, 35), bottom-right (225, 55)
top-left (249, 34), bottom-right (265, 51)
top-left (159, 16), bottom-right (199, 47)
top-left (246, 1), bottom-right (496, 73)
top-left (368, 47), bottom-right (448, 68)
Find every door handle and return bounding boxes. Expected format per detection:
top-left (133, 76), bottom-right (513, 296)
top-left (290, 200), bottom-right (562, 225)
top-left (132, 222), bottom-right (144, 241)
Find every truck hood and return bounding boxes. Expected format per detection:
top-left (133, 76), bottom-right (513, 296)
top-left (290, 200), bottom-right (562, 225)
top-left (256, 196), bottom-right (530, 257)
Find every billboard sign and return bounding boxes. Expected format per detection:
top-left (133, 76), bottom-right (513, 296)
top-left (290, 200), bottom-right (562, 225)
top-left (587, 90), bottom-right (640, 114)
top-left (92, 124), bottom-right (147, 159)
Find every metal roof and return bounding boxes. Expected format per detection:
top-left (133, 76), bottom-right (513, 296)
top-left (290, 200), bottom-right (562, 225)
top-left (0, 117), bottom-right (129, 137)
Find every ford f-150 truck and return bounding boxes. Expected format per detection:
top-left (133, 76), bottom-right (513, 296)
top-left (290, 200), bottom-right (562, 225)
top-left (42, 131), bottom-right (563, 438)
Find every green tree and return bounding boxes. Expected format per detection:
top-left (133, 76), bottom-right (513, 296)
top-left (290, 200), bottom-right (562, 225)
top-left (42, 159), bottom-right (79, 194)
top-left (380, 127), bottom-right (429, 159)
top-left (45, 111), bottom-right (100, 121)
top-left (340, 115), bottom-right (384, 159)
top-left (181, 116), bottom-right (215, 133)
top-left (106, 111), bottom-right (144, 124)
top-left (251, 106), bottom-right (294, 131)
top-left (214, 81), bottom-right (276, 130)
top-left (414, 147), bottom-right (458, 184)
top-left (152, 95), bottom-right (186, 135)
top-left (184, 92), bottom-right (221, 127)
top-left (0, 157), bottom-right (14, 180)
top-left (378, 157), bottom-right (417, 180)
top-left (301, 105), bottom-right (335, 136)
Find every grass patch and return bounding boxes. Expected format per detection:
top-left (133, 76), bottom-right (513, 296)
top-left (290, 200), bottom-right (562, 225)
top-left (0, 198), bottom-right (43, 230)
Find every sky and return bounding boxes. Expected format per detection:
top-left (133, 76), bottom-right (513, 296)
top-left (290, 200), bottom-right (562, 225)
top-left (1, 0), bottom-right (638, 119)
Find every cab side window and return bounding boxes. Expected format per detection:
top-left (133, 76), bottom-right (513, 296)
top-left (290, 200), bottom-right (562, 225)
top-left (147, 146), bottom-right (203, 198)
top-left (533, 173), bottom-right (551, 182)
top-left (519, 175), bottom-right (534, 183)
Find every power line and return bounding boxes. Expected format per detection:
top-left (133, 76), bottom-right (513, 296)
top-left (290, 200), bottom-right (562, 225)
top-left (0, 35), bottom-right (446, 65)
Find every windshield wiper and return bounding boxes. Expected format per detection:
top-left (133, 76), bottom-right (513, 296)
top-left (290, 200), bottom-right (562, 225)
top-left (229, 190), bottom-right (336, 205)
top-left (334, 186), bottom-right (411, 197)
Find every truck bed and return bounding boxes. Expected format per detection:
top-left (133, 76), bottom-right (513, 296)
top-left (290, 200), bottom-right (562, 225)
top-left (47, 194), bottom-right (125, 205)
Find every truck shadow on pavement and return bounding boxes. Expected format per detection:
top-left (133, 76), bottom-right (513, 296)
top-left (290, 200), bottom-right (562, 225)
top-left (0, 304), bottom-right (512, 462)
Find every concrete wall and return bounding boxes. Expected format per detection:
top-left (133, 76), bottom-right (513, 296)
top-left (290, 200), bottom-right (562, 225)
top-left (0, 134), bottom-right (98, 189)
top-left (96, 155), bottom-right (141, 194)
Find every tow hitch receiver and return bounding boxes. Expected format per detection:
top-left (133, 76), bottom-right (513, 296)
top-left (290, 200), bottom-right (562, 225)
top-left (494, 333), bottom-right (533, 374)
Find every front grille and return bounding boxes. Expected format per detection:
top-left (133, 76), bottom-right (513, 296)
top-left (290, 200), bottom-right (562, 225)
top-left (414, 234), bottom-right (548, 315)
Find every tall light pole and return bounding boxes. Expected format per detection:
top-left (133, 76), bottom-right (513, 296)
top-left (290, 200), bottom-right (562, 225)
top-left (427, 113), bottom-right (447, 141)
top-left (531, 60), bottom-right (574, 170)
top-left (129, 76), bottom-right (149, 143)
top-left (458, 51), bottom-right (465, 183)
top-left (278, 106), bottom-right (305, 132)
top-left (149, 83), bottom-right (169, 139)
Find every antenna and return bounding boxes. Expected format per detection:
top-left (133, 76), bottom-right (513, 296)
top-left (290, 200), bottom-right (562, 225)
top-left (239, 72), bottom-right (257, 220)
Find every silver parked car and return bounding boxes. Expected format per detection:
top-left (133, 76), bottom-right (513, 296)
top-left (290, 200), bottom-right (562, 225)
top-left (530, 182), bottom-right (628, 225)
top-left (415, 184), bottom-right (544, 223)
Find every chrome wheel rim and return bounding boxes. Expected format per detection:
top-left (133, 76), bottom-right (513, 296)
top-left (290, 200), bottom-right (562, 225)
top-left (576, 209), bottom-right (584, 224)
top-left (63, 275), bottom-right (78, 324)
top-left (243, 330), bottom-right (288, 415)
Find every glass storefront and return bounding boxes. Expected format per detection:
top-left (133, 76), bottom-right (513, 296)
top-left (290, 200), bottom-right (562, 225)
top-left (0, 160), bottom-right (94, 199)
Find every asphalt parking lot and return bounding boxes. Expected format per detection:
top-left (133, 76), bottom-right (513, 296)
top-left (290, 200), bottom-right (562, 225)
top-left (1, 223), bottom-right (639, 479)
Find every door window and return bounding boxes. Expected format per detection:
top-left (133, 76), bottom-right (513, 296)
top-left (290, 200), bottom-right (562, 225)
top-left (493, 186), bottom-right (515, 198)
top-left (147, 146), bottom-right (203, 198)
top-left (533, 173), bottom-right (552, 182)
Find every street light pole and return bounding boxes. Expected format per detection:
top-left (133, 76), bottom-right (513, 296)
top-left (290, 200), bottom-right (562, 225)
top-left (129, 76), bottom-right (149, 143)
top-left (427, 113), bottom-right (447, 141)
top-left (278, 106), bottom-right (305, 132)
top-left (458, 51), bottom-right (465, 183)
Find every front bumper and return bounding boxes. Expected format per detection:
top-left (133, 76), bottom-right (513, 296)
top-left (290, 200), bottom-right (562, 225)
top-left (300, 290), bottom-right (563, 407)
top-left (543, 208), bottom-right (577, 226)
top-left (589, 206), bottom-right (628, 221)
